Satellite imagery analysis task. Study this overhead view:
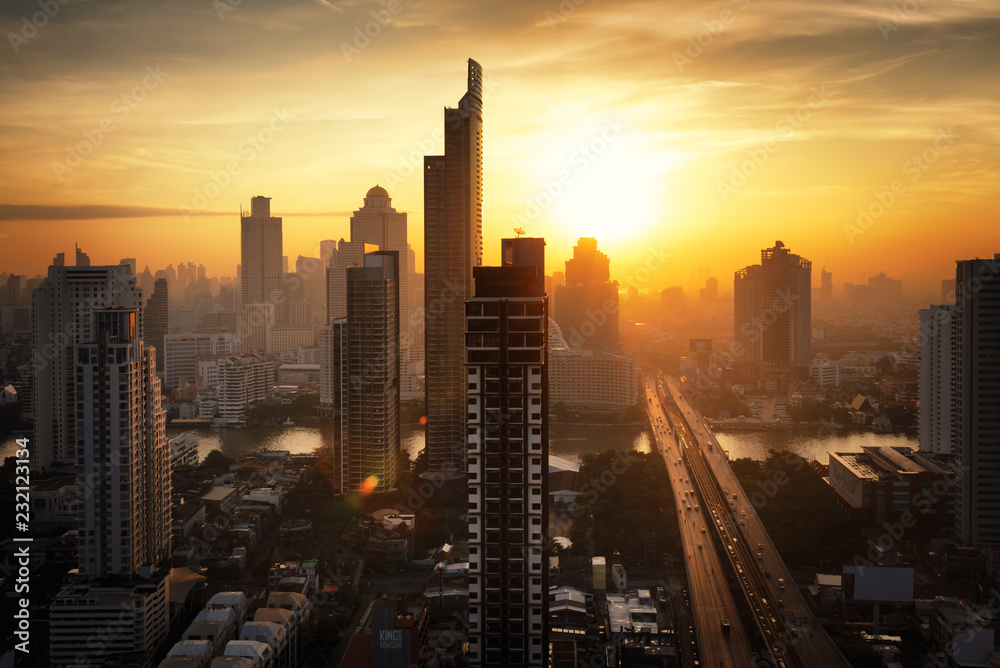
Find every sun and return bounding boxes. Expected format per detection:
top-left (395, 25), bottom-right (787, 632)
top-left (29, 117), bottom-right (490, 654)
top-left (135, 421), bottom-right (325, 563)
top-left (552, 142), bottom-right (665, 242)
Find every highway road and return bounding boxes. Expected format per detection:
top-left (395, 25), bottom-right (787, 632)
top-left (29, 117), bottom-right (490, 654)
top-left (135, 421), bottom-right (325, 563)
top-left (646, 379), bottom-right (755, 668)
top-left (661, 375), bottom-right (852, 668)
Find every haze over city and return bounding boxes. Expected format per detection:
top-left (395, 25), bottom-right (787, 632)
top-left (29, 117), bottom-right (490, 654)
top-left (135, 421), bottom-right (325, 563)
top-left (2, 0), bottom-right (998, 291)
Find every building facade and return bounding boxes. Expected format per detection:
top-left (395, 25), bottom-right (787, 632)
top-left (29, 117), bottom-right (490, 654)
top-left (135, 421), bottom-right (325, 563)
top-left (215, 353), bottom-right (274, 422)
top-left (466, 238), bottom-right (548, 666)
top-left (241, 196), bottom-right (284, 348)
top-left (553, 238), bottom-right (619, 351)
top-left (145, 277), bottom-right (168, 374)
top-left (733, 240), bottom-right (811, 388)
top-left (75, 308), bottom-right (171, 577)
top-left (919, 304), bottom-right (954, 455)
top-left (31, 258), bottom-right (144, 470)
top-left (549, 348), bottom-right (637, 412)
top-left (164, 332), bottom-right (240, 389)
top-left (424, 58), bottom-right (484, 477)
top-left (342, 252), bottom-right (401, 494)
top-left (954, 254), bottom-right (1000, 544)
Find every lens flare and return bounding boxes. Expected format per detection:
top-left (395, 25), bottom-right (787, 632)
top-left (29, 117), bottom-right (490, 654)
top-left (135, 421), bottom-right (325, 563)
top-left (360, 475), bottom-right (380, 496)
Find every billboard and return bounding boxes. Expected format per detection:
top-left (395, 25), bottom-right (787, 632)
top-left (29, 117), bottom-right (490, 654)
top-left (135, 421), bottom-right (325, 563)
top-left (843, 566), bottom-right (914, 602)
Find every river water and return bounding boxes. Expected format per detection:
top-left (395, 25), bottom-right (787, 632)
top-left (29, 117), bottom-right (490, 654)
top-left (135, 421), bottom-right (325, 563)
top-left (1, 424), bottom-right (914, 467)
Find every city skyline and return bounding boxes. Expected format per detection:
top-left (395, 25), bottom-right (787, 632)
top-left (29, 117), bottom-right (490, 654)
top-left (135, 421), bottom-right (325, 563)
top-left (4, 3), bottom-right (1000, 666)
top-left (2, 1), bottom-right (998, 293)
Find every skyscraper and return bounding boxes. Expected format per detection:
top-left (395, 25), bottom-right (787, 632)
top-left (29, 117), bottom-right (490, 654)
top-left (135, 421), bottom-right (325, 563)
top-left (821, 267), bottom-right (833, 301)
top-left (553, 237), bottom-right (619, 350)
top-left (919, 304), bottom-right (954, 455)
top-left (351, 185), bottom-right (409, 343)
top-left (145, 277), bottom-right (169, 374)
top-left (31, 256), bottom-right (144, 471)
top-left (325, 239), bottom-right (369, 321)
top-left (342, 251), bottom-right (401, 494)
top-left (424, 58), bottom-right (484, 477)
top-left (75, 308), bottom-right (171, 577)
top-left (953, 254), bottom-right (1000, 545)
top-left (240, 195), bottom-right (284, 338)
top-left (322, 318), bottom-right (350, 488)
top-left (50, 307), bottom-right (171, 667)
top-left (733, 241), bottom-right (811, 387)
top-left (466, 237), bottom-right (548, 667)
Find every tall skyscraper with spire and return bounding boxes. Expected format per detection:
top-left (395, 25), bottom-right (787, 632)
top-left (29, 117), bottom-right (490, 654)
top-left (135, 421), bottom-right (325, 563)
top-left (424, 58), bottom-right (484, 477)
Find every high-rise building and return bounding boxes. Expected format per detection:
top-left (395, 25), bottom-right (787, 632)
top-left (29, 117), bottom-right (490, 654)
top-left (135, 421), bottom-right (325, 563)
top-left (351, 186), bottom-right (409, 340)
top-left (31, 258), bottom-right (144, 470)
top-left (145, 277), bottom-right (169, 374)
top-left (49, 579), bottom-right (169, 667)
top-left (214, 353), bottom-right (274, 422)
top-left (326, 239), bottom-right (370, 321)
top-left (733, 241), bottom-right (811, 387)
top-left (919, 304), bottom-right (954, 455)
top-left (821, 268), bottom-right (833, 301)
top-left (424, 58), bottom-right (484, 477)
top-left (75, 308), bottom-right (170, 577)
top-left (240, 302), bottom-right (274, 353)
top-left (953, 254), bottom-right (1000, 545)
top-left (350, 185), bottom-right (419, 400)
top-left (941, 278), bottom-right (957, 304)
top-left (163, 331), bottom-right (241, 389)
top-left (51, 308), bottom-right (172, 667)
top-left (553, 238), bottom-right (619, 351)
top-left (466, 237), bottom-right (548, 667)
top-left (699, 276), bottom-right (718, 307)
top-left (341, 251), bottom-right (400, 494)
top-left (321, 318), bottom-right (349, 487)
top-left (295, 254), bottom-right (326, 321)
top-left (75, 242), bottom-right (91, 267)
top-left (241, 196), bottom-right (285, 340)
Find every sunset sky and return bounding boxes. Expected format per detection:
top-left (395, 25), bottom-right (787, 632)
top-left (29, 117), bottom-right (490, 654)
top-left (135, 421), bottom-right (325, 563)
top-left (1, 0), bottom-right (997, 295)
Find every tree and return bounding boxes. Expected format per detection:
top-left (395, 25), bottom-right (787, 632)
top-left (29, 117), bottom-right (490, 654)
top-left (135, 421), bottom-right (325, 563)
top-left (199, 449), bottom-right (235, 470)
top-left (875, 355), bottom-right (895, 376)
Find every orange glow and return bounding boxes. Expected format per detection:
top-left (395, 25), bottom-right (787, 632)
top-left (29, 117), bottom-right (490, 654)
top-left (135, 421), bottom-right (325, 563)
top-left (359, 475), bottom-right (380, 497)
top-left (0, 2), bottom-right (996, 295)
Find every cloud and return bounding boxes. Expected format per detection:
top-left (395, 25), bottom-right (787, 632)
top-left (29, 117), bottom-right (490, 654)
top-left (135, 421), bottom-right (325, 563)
top-left (0, 204), bottom-right (190, 220)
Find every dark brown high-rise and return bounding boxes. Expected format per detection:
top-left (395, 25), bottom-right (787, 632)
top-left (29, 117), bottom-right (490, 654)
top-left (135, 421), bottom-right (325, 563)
top-left (424, 59), bottom-right (484, 476)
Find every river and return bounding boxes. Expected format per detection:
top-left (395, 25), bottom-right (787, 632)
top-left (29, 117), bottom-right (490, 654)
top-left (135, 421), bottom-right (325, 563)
top-left (1, 424), bottom-right (914, 467)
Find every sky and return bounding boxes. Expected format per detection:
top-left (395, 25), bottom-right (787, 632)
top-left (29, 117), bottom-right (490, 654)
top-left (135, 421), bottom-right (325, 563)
top-left (0, 0), bottom-right (998, 295)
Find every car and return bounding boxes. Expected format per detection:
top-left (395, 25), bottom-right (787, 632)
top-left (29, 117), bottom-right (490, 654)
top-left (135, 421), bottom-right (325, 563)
top-left (778, 578), bottom-right (785, 590)
top-left (765, 570), bottom-right (771, 578)
top-left (701, 527), bottom-right (706, 533)
top-left (698, 543), bottom-right (703, 549)
top-left (694, 505), bottom-right (699, 511)
top-left (740, 519), bottom-right (745, 525)
top-left (757, 552), bottom-right (763, 560)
